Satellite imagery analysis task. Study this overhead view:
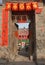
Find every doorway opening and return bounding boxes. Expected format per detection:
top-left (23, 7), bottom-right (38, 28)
top-left (11, 10), bottom-right (36, 61)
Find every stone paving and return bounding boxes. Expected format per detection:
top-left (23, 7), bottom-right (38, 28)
top-left (0, 59), bottom-right (45, 65)
top-left (0, 50), bottom-right (45, 65)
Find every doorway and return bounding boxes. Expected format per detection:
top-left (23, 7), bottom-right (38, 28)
top-left (11, 10), bottom-right (36, 61)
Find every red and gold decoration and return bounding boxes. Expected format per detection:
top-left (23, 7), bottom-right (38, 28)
top-left (5, 2), bottom-right (39, 11)
top-left (26, 2), bottom-right (32, 11)
top-left (32, 2), bottom-right (38, 10)
top-left (19, 3), bottom-right (25, 11)
top-left (2, 8), bottom-right (8, 46)
top-left (5, 2), bottom-right (11, 10)
top-left (12, 3), bottom-right (18, 11)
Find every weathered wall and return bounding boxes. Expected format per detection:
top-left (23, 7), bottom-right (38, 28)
top-left (0, 5), bottom-right (16, 61)
top-left (36, 3), bottom-right (45, 59)
top-left (0, 6), bottom-right (10, 60)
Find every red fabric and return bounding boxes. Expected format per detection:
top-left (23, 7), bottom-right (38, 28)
top-left (35, 7), bottom-right (43, 14)
top-left (2, 8), bottom-right (8, 46)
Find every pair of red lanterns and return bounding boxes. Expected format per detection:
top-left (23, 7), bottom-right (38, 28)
top-left (5, 2), bottom-right (38, 11)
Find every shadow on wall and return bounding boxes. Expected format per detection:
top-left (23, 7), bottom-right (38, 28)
top-left (42, 0), bottom-right (45, 5)
top-left (29, 10), bottom-right (37, 63)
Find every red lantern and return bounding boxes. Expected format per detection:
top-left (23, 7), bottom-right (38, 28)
top-left (6, 2), bottom-right (11, 10)
top-left (12, 3), bottom-right (18, 11)
top-left (19, 3), bottom-right (25, 11)
top-left (26, 2), bottom-right (32, 11)
top-left (32, 2), bottom-right (38, 10)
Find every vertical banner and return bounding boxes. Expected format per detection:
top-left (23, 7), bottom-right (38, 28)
top-left (2, 8), bottom-right (8, 46)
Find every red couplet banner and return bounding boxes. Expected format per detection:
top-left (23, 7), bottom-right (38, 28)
top-left (2, 8), bottom-right (8, 46)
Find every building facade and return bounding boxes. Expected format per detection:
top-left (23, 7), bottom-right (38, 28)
top-left (0, 0), bottom-right (45, 61)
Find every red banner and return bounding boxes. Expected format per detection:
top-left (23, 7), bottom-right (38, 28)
top-left (2, 8), bottom-right (8, 46)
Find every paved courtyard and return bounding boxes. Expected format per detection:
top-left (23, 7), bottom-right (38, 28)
top-left (0, 60), bottom-right (45, 65)
top-left (0, 55), bottom-right (45, 65)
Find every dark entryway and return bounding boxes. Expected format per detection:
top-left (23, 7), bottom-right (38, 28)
top-left (11, 10), bottom-right (37, 61)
